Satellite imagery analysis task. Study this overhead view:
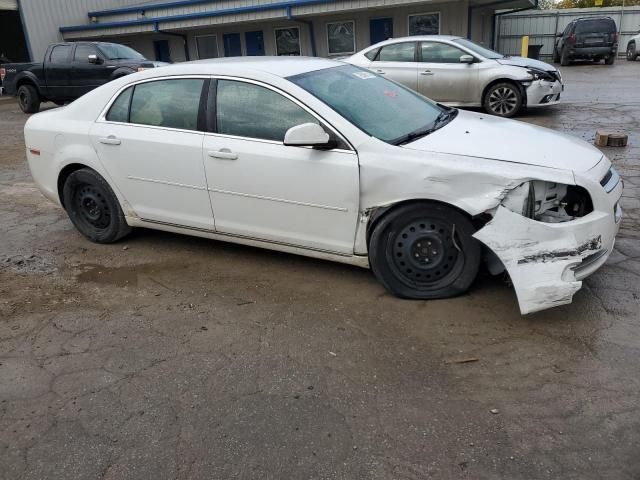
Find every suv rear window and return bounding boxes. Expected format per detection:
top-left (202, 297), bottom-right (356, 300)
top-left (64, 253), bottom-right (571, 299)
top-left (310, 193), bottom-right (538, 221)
top-left (575, 19), bottom-right (616, 34)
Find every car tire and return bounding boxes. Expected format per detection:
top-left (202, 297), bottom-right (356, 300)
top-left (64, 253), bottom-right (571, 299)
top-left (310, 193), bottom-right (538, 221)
top-left (62, 168), bottom-right (132, 244)
top-left (628, 43), bottom-right (638, 61)
top-left (368, 202), bottom-right (481, 300)
top-left (17, 84), bottom-right (40, 113)
top-left (483, 82), bottom-right (523, 118)
top-left (605, 54), bottom-right (616, 65)
top-left (560, 47), bottom-right (571, 66)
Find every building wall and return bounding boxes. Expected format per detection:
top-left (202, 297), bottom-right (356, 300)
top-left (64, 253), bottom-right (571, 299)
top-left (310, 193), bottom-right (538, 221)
top-left (19, 0), bottom-right (154, 60)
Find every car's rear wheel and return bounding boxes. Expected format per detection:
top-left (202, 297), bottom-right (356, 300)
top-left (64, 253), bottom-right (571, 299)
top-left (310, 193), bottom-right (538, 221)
top-left (627, 43), bottom-right (637, 61)
top-left (17, 84), bottom-right (40, 113)
top-left (368, 202), bottom-right (481, 300)
top-left (62, 168), bottom-right (131, 243)
top-left (605, 54), bottom-right (616, 65)
top-left (483, 82), bottom-right (522, 118)
top-left (560, 47), bottom-right (571, 66)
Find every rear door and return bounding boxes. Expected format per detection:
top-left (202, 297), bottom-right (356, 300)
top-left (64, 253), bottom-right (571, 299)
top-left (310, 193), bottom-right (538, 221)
top-left (368, 42), bottom-right (418, 90)
top-left (416, 41), bottom-right (478, 103)
top-left (91, 77), bottom-right (213, 230)
top-left (45, 44), bottom-right (73, 98)
top-left (575, 19), bottom-right (617, 48)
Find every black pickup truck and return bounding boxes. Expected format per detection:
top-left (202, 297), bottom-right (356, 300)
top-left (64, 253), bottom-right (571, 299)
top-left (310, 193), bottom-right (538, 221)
top-left (0, 42), bottom-right (164, 113)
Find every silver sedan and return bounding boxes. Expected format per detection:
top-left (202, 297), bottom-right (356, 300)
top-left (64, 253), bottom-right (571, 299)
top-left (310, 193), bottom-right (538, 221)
top-left (345, 36), bottom-right (563, 118)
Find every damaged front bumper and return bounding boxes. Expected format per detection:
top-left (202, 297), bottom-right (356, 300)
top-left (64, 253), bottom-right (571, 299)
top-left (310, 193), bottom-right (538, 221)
top-left (525, 79), bottom-right (563, 107)
top-left (473, 162), bottom-right (623, 315)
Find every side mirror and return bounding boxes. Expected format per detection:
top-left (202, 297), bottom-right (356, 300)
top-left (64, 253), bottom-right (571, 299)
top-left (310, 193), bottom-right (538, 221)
top-left (88, 54), bottom-right (101, 64)
top-left (460, 54), bottom-right (475, 64)
top-left (283, 123), bottom-right (333, 149)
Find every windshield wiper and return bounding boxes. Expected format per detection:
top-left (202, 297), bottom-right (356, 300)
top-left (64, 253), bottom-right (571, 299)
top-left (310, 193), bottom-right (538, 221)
top-left (391, 108), bottom-right (458, 146)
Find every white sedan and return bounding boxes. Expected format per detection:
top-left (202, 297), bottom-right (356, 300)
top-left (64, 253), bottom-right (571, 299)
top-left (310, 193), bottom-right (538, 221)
top-left (24, 58), bottom-right (622, 314)
top-left (345, 36), bottom-right (563, 117)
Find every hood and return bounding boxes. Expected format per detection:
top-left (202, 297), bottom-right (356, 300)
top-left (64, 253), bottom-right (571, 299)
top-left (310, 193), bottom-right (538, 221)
top-left (402, 110), bottom-right (603, 172)
top-left (497, 56), bottom-right (557, 72)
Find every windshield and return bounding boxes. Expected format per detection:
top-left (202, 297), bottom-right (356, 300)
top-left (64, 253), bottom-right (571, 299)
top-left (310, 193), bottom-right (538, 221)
top-left (453, 38), bottom-right (503, 59)
top-left (289, 65), bottom-right (446, 144)
top-left (98, 43), bottom-right (145, 60)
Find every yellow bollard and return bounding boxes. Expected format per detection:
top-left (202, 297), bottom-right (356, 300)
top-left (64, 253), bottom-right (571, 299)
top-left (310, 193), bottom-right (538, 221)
top-left (521, 35), bottom-right (529, 58)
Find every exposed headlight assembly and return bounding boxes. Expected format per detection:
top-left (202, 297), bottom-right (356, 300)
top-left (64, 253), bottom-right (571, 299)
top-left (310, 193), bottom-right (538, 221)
top-left (526, 68), bottom-right (557, 82)
top-left (502, 181), bottom-right (593, 223)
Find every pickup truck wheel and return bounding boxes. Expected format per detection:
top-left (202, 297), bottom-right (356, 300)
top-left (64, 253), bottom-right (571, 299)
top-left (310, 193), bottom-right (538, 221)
top-left (605, 54), bottom-right (616, 65)
top-left (628, 43), bottom-right (638, 61)
top-left (483, 82), bottom-right (522, 118)
top-left (63, 168), bottom-right (131, 244)
top-left (368, 203), bottom-right (481, 300)
top-left (17, 84), bottom-right (40, 113)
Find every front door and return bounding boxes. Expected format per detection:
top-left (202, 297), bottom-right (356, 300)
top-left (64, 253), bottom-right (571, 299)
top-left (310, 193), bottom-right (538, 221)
top-left (203, 78), bottom-right (359, 253)
top-left (245, 31), bottom-right (265, 56)
top-left (416, 41), bottom-right (478, 103)
top-left (71, 44), bottom-right (112, 96)
top-left (368, 41), bottom-right (418, 90)
top-left (91, 78), bottom-right (213, 230)
top-left (223, 33), bottom-right (242, 56)
top-left (153, 40), bottom-right (171, 62)
top-left (370, 18), bottom-right (393, 45)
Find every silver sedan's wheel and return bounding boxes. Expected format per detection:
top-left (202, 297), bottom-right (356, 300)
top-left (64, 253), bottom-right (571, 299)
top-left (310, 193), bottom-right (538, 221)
top-left (627, 43), bottom-right (637, 61)
top-left (484, 82), bottom-right (523, 118)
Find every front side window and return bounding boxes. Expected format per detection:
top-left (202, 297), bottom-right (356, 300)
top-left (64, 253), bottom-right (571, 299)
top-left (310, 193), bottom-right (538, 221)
top-left (216, 80), bottom-right (317, 141)
top-left (129, 79), bottom-right (204, 131)
top-left (327, 21), bottom-right (356, 55)
top-left (50, 45), bottom-right (72, 63)
top-left (376, 42), bottom-right (416, 62)
top-left (74, 45), bottom-right (99, 63)
top-left (289, 65), bottom-right (444, 144)
top-left (196, 35), bottom-right (219, 59)
top-left (408, 13), bottom-right (440, 36)
top-left (275, 27), bottom-right (301, 56)
top-left (420, 42), bottom-right (466, 63)
top-left (106, 86), bottom-right (133, 123)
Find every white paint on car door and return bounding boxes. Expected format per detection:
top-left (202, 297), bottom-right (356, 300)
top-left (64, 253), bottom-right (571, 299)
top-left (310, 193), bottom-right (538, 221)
top-left (368, 42), bottom-right (418, 90)
top-left (91, 78), bottom-right (213, 230)
top-left (203, 78), bottom-right (359, 254)
top-left (417, 41), bottom-right (479, 103)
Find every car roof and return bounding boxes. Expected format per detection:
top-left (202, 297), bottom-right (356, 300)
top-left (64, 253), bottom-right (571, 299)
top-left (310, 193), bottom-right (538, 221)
top-left (149, 56), bottom-right (345, 78)
top-left (366, 35), bottom-right (462, 49)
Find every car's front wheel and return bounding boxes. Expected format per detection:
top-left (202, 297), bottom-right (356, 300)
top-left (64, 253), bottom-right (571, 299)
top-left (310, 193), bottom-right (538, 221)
top-left (483, 82), bottom-right (523, 118)
top-left (62, 168), bottom-right (131, 243)
top-left (368, 202), bottom-right (481, 300)
top-left (627, 43), bottom-right (637, 61)
top-left (17, 84), bottom-right (40, 113)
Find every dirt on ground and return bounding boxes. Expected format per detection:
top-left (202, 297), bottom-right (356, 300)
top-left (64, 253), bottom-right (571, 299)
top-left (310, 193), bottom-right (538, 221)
top-left (1, 62), bottom-right (639, 480)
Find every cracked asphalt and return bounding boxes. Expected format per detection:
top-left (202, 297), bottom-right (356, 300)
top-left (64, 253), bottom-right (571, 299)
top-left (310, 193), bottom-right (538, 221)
top-left (1, 61), bottom-right (639, 480)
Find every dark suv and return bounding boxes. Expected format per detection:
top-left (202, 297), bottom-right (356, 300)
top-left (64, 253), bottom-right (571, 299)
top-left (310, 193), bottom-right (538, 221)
top-left (553, 17), bottom-right (618, 66)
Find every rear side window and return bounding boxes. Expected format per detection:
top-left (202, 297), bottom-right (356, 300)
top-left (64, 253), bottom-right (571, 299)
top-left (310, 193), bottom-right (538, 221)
top-left (575, 19), bottom-right (616, 34)
top-left (106, 87), bottom-right (133, 123)
top-left (50, 45), bottom-right (72, 63)
top-left (129, 79), bottom-right (205, 131)
top-left (216, 80), bottom-right (318, 141)
top-left (376, 42), bottom-right (416, 62)
top-left (420, 42), bottom-right (465, 63)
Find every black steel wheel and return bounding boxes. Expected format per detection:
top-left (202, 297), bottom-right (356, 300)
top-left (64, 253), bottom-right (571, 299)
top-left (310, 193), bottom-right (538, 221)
top-left (17, 84), bottom-right (40, 114)
top-left (368, 202), bottom-right (481, 300)
top-left (62, 168), bottom-right (131, 243)
top-left (483, 82), bottom-right (522, 118)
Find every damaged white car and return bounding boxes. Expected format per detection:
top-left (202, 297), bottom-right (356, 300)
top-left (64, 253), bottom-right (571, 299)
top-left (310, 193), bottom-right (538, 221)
top-left (24, 58), bottom-right (622, 314)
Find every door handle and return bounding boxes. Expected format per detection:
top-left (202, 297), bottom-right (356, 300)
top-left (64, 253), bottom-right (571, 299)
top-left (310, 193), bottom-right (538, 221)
top-left (208, 148), bottom-right (238, 160)
top-left (374, 69), bottom-right (386, 74)
top-left (98, 136), bottom-right (121, 145)
top-left (420, 70), bottom-right (434, 76)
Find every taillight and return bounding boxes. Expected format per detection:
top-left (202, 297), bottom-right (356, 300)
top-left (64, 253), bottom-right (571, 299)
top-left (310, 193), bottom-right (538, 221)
top-left (0, 68), bottom-right (5, 81)
top-left (568, 33), bottom-right (576, 45)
